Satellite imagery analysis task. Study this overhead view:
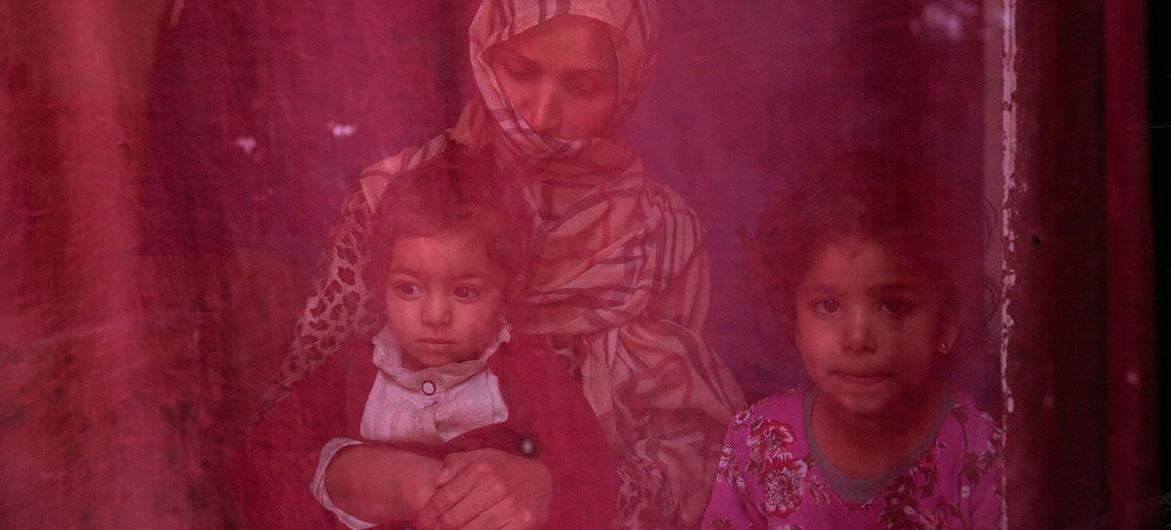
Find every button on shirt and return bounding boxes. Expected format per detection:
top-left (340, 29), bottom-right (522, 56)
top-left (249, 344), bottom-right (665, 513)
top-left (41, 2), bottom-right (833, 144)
top-left (311, 326), bottom-right (511, 529)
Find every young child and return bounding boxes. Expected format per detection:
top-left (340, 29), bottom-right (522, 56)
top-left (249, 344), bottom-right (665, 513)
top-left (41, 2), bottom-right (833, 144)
top-left (701, 155), bottom-right (1004, 529)
top-left (232, 147), bottom-right (618, 530)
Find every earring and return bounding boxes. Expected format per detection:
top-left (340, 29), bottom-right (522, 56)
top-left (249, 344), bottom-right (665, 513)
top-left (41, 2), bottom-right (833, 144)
top-left (937, 342), bottom-right (950, 355)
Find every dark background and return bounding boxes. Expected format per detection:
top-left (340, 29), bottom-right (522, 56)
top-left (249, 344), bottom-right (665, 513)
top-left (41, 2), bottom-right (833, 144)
top-left (1150, 0), bottom-right (1168, 501)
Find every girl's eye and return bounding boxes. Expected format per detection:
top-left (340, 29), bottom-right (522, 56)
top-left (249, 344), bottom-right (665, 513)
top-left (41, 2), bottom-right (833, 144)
top-left (880, 298), bottom-right (915, 317)
top-left (811, 298), bottom-right (841, 315)
top-left (453, 285), bottom-right (481, 301)
top-left (394, 283), bottom-right (422, 298)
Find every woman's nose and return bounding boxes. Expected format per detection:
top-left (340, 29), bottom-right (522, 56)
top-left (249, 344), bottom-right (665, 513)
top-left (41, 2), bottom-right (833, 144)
top-left (841, 307), bottom-right (876, 355)
top-left (523, 82), bottom-right (561, 136)
top-left (420, 295), bottom-right (452, 327)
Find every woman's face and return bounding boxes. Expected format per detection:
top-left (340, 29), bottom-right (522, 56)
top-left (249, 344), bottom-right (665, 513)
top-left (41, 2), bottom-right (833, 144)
top-left (488, 15), bottom-right (619, 140)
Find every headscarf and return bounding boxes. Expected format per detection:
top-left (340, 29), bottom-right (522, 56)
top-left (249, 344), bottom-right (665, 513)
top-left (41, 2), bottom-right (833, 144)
top-left (467, 0), bottom-right (660, 161)
top-left (360, 0), bottom-right (661, 203)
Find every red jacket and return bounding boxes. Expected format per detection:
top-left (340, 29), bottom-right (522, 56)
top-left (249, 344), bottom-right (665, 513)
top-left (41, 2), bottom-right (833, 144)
top-left (231, 335), bottom-right (618, 529)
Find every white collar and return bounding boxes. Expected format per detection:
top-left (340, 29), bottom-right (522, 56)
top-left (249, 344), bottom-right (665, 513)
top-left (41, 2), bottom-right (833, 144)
top-left (370, 324), bottom-right (512, 391)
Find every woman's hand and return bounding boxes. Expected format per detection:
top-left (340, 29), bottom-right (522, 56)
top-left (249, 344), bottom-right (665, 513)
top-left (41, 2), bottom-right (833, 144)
top-left (415, 449), bottom-right (552, 530)
top-left (324, 445), bottom-right (443, 524)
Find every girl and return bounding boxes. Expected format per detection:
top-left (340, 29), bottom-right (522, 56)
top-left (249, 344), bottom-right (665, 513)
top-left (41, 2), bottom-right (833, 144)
top-left (701, 155), bottom-right (1003, 529)
top-left (265, 1), bottom-right (744, 527)
top-left (233, 148), bottom-right (618, 530)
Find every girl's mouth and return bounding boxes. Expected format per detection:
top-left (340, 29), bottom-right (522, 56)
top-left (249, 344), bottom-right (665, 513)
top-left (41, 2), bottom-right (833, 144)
top-left (834, 371), bottom-right (890, 386)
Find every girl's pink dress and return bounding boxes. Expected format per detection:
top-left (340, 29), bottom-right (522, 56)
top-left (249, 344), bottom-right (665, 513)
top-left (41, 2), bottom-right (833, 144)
top-left (701, 388), bottom-right (1003, 530)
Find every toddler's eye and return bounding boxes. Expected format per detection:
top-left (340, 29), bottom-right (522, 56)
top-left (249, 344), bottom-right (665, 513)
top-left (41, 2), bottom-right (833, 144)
top-left (811, 298), bottom-right (841, 315)
top-left (393, 282), bottom-right (422, 298)
top-left (880, 298), bottom-right (915, 317)
top-left (453, 285), bottom-right (481, 301)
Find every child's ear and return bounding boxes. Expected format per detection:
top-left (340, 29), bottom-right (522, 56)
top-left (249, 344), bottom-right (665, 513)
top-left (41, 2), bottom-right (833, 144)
top-left (500, 275), bottom-right (529, 322)
top-left (937, 317), bottom-right (961, 353)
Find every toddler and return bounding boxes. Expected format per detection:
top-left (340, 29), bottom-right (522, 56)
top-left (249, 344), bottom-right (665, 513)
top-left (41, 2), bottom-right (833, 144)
top-left (233, 147), bottom-right (617, 530)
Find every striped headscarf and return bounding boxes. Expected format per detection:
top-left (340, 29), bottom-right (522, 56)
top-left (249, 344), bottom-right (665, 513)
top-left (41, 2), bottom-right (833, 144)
top-left (360, 0), bottom-right (660, 204)
top-left (468, 0), bottom-right (660, 161)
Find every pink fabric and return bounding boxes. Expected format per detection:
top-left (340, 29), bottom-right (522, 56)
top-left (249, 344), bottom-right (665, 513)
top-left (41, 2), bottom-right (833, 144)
top-left (701, 390), bottom-right (1003, 530)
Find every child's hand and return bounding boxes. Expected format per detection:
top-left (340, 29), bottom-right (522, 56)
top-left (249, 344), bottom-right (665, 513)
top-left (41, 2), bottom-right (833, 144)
top-left (415, 448), bottom-right (552, 530)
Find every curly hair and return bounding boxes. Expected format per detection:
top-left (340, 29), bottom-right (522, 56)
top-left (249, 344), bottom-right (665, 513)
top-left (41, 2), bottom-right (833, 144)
top-left (367, 145), bottom-right (533, 304)
top-left (751, 151), bottom-right (994, 352)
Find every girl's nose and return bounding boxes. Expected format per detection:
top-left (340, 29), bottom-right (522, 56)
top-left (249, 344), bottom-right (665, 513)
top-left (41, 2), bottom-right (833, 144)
top-left (420, 295), bottom-right (452, 327)
top-left (524, 82), bottom-right (561, 136)
top-left (841, 307), bottom-right (876, 355)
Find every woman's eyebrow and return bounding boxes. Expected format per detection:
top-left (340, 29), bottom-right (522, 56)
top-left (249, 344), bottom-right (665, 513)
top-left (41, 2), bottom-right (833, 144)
top-left (495, 46), bottom-right (611, 75)
top-left (494, 46), bottom-right (537, 67)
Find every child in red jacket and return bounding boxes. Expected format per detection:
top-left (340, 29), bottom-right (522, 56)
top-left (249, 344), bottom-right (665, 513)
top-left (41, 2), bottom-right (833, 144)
top-left (232, 146), bottom-right (617, 530)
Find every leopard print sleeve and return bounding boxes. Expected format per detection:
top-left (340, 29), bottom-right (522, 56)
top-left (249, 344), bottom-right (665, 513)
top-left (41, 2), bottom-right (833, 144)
top-left (261, 185), bottom-right (384, 408)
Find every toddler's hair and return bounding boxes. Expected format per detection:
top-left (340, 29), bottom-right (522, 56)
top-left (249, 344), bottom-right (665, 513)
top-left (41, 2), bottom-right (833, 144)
top-left (752, 152), bottom-right (992, 350)
top-left (367, 144), bottom-right (533, 300)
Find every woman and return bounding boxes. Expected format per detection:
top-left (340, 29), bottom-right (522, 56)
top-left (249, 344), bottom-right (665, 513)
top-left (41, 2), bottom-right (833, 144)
top-left (266, 1), bottom-right (745, 527)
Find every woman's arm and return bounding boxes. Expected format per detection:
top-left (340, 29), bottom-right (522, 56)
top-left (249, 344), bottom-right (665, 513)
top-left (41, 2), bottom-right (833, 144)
top-left (235, 344), bottom-right (447, 529)
top-left (325, 444), bottom-right (444, 524)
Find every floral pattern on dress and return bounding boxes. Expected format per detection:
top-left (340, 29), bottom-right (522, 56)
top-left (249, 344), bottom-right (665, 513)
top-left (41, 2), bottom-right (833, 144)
top-left (745, 419), bottom-right (797, 471)
top-left (702, 391), bottom-right (1004, 530)
top-left (759, 455), bottom-right (808, 518)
